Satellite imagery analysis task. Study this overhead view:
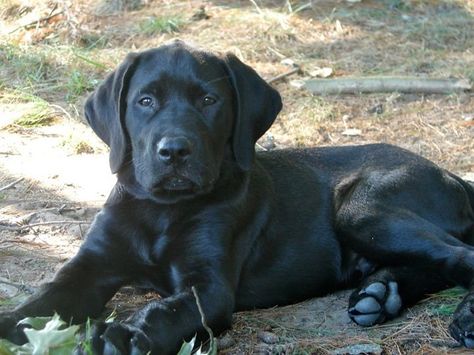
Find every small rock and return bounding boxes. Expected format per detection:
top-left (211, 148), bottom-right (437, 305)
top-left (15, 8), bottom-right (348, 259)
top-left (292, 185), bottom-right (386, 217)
top-left (217, 333), bottom-right (235, 350)
top-left (368, 103), bottom-right (384, 115)
top-left (0, 277), bottom-right (18, 298)
top-left (257, 331), bottom-right (279, 344)
top-left (332, 343), bottom-right (382, 355)
top-left (191, 5), bottom-right (210, 21)
top-left (253, 344), bottom-right (271, 354)
top-left (258, 134), bottom-right (276, 151)
top-left (462, 113), bottom-right (473, 121)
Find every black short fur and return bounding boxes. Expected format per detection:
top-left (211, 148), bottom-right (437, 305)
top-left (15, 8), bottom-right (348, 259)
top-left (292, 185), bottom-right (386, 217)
top-left (1, 41), bottom-right (473, 353)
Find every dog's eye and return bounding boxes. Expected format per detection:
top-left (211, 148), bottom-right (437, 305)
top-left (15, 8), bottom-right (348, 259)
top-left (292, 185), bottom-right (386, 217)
top-left (138, 97), bottom-right (153, 107)
top-left (203, 96), bottom-right (216, 106)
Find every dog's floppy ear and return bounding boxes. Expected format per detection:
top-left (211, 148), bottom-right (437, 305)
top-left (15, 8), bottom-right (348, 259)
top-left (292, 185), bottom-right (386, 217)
top-left (84, 53), bottom-right (138, 174)
top-left (223, 53), bottom-right (282, 171)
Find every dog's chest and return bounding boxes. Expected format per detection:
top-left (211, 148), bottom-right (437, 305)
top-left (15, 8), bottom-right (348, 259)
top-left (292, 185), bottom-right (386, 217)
top-left (132, 211), bottom-right (175, 264)
top-left (126, 212), bottom-right (180, 293)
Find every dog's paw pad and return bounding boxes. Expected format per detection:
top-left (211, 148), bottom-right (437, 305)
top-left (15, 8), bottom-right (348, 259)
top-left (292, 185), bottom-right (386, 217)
top-left (360, 282), bottom-right (386, 299)
top-left (449, 296), bottom-right (474, 349)
top-left (349, 281), bottom-right (402, 327)
top-left (384, 282), bottom-right (402, 315)
top-left (352, 296), bottom-right (381, 314)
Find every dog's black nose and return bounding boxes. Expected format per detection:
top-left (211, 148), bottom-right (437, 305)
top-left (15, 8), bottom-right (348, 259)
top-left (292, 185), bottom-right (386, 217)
top-left (157, 137), bottom-right (192, 164)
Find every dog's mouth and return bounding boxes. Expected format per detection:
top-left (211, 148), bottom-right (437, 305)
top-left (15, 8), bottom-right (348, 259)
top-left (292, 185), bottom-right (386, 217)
top-left (153, 175), bottom-right (196, 193)
top-left (140, 164), bottom-right (219, 202)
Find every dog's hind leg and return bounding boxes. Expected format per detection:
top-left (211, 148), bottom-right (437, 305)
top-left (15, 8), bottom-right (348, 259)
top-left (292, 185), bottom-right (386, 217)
top-left (348, 267), bottom-right (451, 327)
top-left (336, 204), bottom-right (474, 347)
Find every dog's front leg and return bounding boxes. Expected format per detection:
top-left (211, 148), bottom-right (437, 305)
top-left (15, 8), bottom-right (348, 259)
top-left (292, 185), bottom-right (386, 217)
top-left (93, 276), bottom-right (235, 355)
top-left (0, 250), bottom-right (125, 344)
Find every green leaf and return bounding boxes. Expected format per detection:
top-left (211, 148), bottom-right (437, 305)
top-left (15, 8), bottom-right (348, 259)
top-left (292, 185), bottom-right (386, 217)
top-left (79, 318), bottom-right (94, 355)
top-left (18, 316), bottom-right (54, 330)
top-left (22, 314), bottom-right (79, 355)
top-left (206, 337), bottom-right (217, 355)
top-left (177, 334), bottom-right (217, 355)
top-left (105, 310), bottom-right (117, 324)
top-left (193, 338), bottom-right (217, 355)
top-left (0, 338), bottom-right (33, 355)
top-left (176, 335), bottom-right (196, 355)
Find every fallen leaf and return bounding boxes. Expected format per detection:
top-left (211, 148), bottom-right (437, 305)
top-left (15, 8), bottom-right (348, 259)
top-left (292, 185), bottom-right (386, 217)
top-left (462, 172), bottom-right (474, 182)
top-left (281, 58), bottom-right (296, 67)
top-left (309, 67), bottom-right (333, 78)
top-left (290, 79), bottom-right (305, 88)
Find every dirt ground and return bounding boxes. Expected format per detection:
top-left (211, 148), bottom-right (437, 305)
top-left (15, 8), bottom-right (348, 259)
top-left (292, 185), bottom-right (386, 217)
top-left (0, 0), bottom-right (473, 354)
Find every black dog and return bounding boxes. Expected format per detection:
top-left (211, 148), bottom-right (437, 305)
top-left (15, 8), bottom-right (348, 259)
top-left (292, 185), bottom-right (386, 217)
top-left (1, 41), bottom-right (473, 354)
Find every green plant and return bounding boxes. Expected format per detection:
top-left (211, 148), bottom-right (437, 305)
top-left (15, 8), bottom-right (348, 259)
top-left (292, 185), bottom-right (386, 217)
top-left (80, 319), bottom-right (94, 355)
top-left (0, 311), bottom-right (217, 355)
top-left (14, 105), bottom-right (56, 127)
top-left (0, 314), bottom-right (79, 355)
top-left (0, 44), bottom-right (53, 86)
top-left (65, 70), bottom-right (96, 103)
top-left (0, 89), bottom-right (59, 127)
top-left (429, 287), bottom-right (466, 316)
top-left (139, 15), bottom-right (184, 35)
top-left (178, 287), bottom-right (217, 355)
top-left (177, 334), bottom-right (217, 355)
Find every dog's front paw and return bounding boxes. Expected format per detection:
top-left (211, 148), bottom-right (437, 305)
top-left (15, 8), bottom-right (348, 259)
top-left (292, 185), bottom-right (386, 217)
top-left (449, 295), bottom-right (474, 348)
top-left (348, 281), bottom-right (402, 326)
top-left (92, 322), bottom-right (151, 355)
top-left (0, 312), bottom-right (28, 344)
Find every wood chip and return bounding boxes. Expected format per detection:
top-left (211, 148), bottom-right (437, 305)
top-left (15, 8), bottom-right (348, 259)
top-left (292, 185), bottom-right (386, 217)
top-left (342, 128), bottom-right (362, 136)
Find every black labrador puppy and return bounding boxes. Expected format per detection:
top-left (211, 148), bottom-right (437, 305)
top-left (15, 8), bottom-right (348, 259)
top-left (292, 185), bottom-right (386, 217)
top-left (1, 40), bottom-right (473, 354)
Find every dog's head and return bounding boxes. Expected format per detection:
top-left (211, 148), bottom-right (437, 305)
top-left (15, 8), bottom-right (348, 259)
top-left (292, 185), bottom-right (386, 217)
top-left (85, 40), bottom-right (282, 203)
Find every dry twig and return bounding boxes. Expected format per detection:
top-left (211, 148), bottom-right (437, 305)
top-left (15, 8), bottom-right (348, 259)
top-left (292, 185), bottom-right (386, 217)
top-left (0, 220), bottom-right (90, 232)
top-left (267, 67), bottom-right (301, 84)
top-left (304, 77), bottom-right (472, 95)
top-left (191, 286), bottom-right (213, 337)
top-left (0, 177), bottom-right (24, 192)
top-left (8, 11), bottom-right (64, 34)
top-left (0, 279), bottom-right (35, 294)
top-left (0, 206), bottom-right (79, 226)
